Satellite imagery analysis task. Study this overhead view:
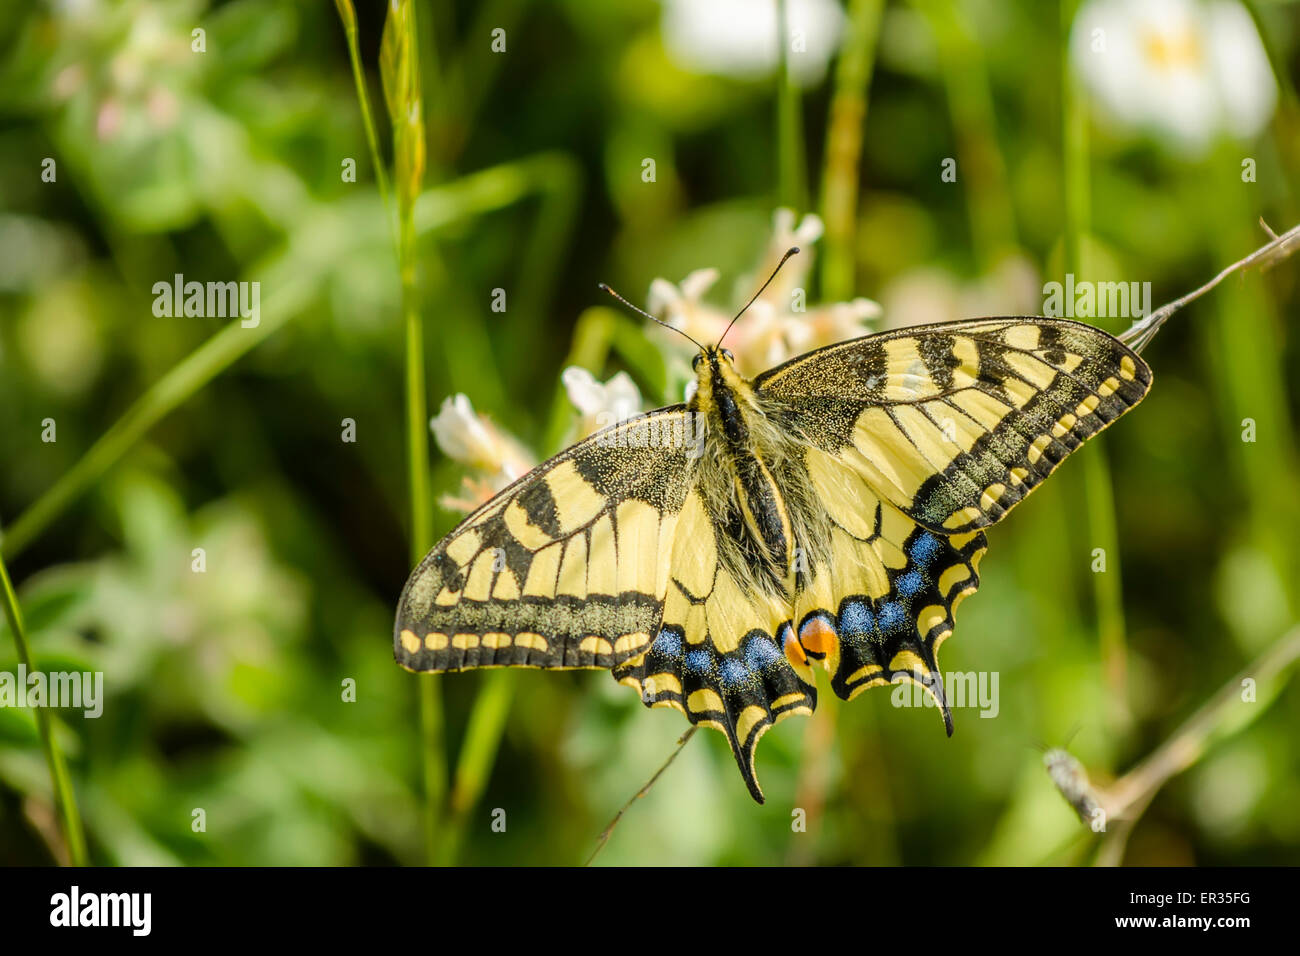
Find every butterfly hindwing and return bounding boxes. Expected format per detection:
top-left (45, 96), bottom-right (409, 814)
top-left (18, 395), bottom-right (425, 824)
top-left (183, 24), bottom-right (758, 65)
top-left (394, 407), bottom-right (698, 673)
top-left (611, 488), bottom-right (815, 803)
top-left (791, 449), bottom-right (988, 724)
top-left (756, 318), bottom-right (1152, 534)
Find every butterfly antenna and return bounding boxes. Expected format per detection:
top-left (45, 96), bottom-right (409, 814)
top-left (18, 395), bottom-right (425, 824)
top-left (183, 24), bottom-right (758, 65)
top-left (597, 282), bottom-right (707, 353)
top-left (717, 245), bottom-right (800, 349)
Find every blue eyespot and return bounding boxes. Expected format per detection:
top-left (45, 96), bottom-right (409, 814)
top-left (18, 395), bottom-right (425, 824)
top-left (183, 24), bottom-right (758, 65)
top-left (719, 658), bottom-right (749, 687)
top-left (896, 570), bottom-right (924, 598)
top-left (685, 650), bottom-right (712, 674)
top-left (878, 601), bottom-right (905, 632)
top-left (744, 635), bottom-right (783, 671)
top-left (908, 532), bottom-right (943, 568)
top-left (838, 599), bottom-right (874, 636)
top-left (652, 628), bottom-right (682, 658)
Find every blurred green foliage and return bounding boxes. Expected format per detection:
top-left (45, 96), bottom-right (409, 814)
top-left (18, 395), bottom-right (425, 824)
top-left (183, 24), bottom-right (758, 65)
top-left (1, 0), bottom-right (1299, 866)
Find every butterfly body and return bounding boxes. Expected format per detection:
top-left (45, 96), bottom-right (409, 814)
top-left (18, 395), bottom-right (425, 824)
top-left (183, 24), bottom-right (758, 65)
top-left (690, 348), bottom-right (825, 599)
top-left (396, 317), bottom-right (1152, 802)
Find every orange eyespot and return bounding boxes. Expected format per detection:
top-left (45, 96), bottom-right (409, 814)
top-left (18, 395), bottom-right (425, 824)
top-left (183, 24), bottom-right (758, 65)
top-left (798, 617), bottom-right (837, 657)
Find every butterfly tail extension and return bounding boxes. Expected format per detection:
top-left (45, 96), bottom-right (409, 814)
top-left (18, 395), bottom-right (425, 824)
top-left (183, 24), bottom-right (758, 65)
top-left (612, 621), bottom-right (816, 803)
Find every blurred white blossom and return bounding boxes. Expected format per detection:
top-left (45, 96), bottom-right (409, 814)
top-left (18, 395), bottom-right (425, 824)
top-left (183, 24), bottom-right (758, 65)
top-left (648, 209), bottom-right (880, 375)
top-left (562, 367), bottom-right (644, 439)
top-left (659, 0), bottom-right (844, 86)
top-left (430, 394), bottom-right (536, 512)
top-left (880, 254), bottom-right (1042, 331)
top-left (1071, 0), bottom-right (1276, 156)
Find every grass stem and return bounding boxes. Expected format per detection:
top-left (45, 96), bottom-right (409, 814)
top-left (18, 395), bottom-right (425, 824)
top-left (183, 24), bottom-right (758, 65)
top-left (818, 0), bottom-right (884, 302)
top-left (1059, 0), bottom-right (1128, 730)
top-left (776, 0), bottom-right (808, 212)
top-left (335, 0), bottom-right (394, 233)
top-left (0, 548), bottom-right (88, 866)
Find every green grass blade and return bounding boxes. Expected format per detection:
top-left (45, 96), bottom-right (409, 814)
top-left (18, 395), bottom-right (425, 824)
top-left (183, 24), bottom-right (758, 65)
top-left (335, 0), bottom-right (394, 231)
top-left (776, 0), bottom-right (808, 211)
top-left (0, 549), bottom-right (88, 866)
top-left (1059, 0), bottom-right (1128, 729)
top-left (819, 0), bottom-right (884, 302)
top-left (380, 0), bottom-right (445, 867)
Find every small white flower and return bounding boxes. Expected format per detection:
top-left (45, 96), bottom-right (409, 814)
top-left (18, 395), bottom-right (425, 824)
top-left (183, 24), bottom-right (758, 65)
top-left (647, 268), bottom-right (720, 319)
top-left (431, 394), bottom-right (493, 467)
top-left (1071, 0), bottom-right (1276, 156)
top-left (659, 0), bottom-right (844, 87)
top-left (563, 367), bottom-right (644, 438)
top-left (746, 210), bottom-right (825, 310)
top-left (774, 207), bottom-right (825, 248)
top-left (647, 208), bottom-right (880, 375)
top-left (648, 267), bottom-right (731, 353)
top-left (789, 297), bottom-right (882, 352)
top-left (430, 394), bottom-right (534, 486)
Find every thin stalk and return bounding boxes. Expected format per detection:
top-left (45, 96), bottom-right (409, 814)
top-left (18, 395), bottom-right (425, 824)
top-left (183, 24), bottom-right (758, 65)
top-left (776, 0), bottom-right (807, 212)
top-left (1059, 0), bottom-right (1128, 729)
top-left (381, 0), bottom-right (444, 866)
top-left (437, 669), bottom-right (516, 865)
top-left (1093, 624), bottom-right (1300, 865)
top-left (818, 0), bottom-right (884, 302)
top-left (335, 0), bottom-right (394, 233)
top-left (407, 278), bottom-right (445, 865)
top-left (1119, 220), bottom-right (1300, 354)
top-left (586, 728), bottom-right (698, 866)
top-left (0, 549), bottom-right (88, 866)
top-left (1106, 625), bottom-right (1300, 814)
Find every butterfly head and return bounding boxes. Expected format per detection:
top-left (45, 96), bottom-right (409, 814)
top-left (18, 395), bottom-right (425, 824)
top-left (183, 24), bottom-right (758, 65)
top-left (687, 346), bottom-right (743, 410)
top-left (688, 343), bottom-right (764, 441)
top-left (691, 348), bottom-right (735, 371)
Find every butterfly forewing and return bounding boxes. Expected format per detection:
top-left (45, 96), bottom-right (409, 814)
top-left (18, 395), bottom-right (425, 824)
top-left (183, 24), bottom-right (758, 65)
top-left (395, 407), bottom-right (698, 673)
top-left (756, 318), bottom-right (1152, 534)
